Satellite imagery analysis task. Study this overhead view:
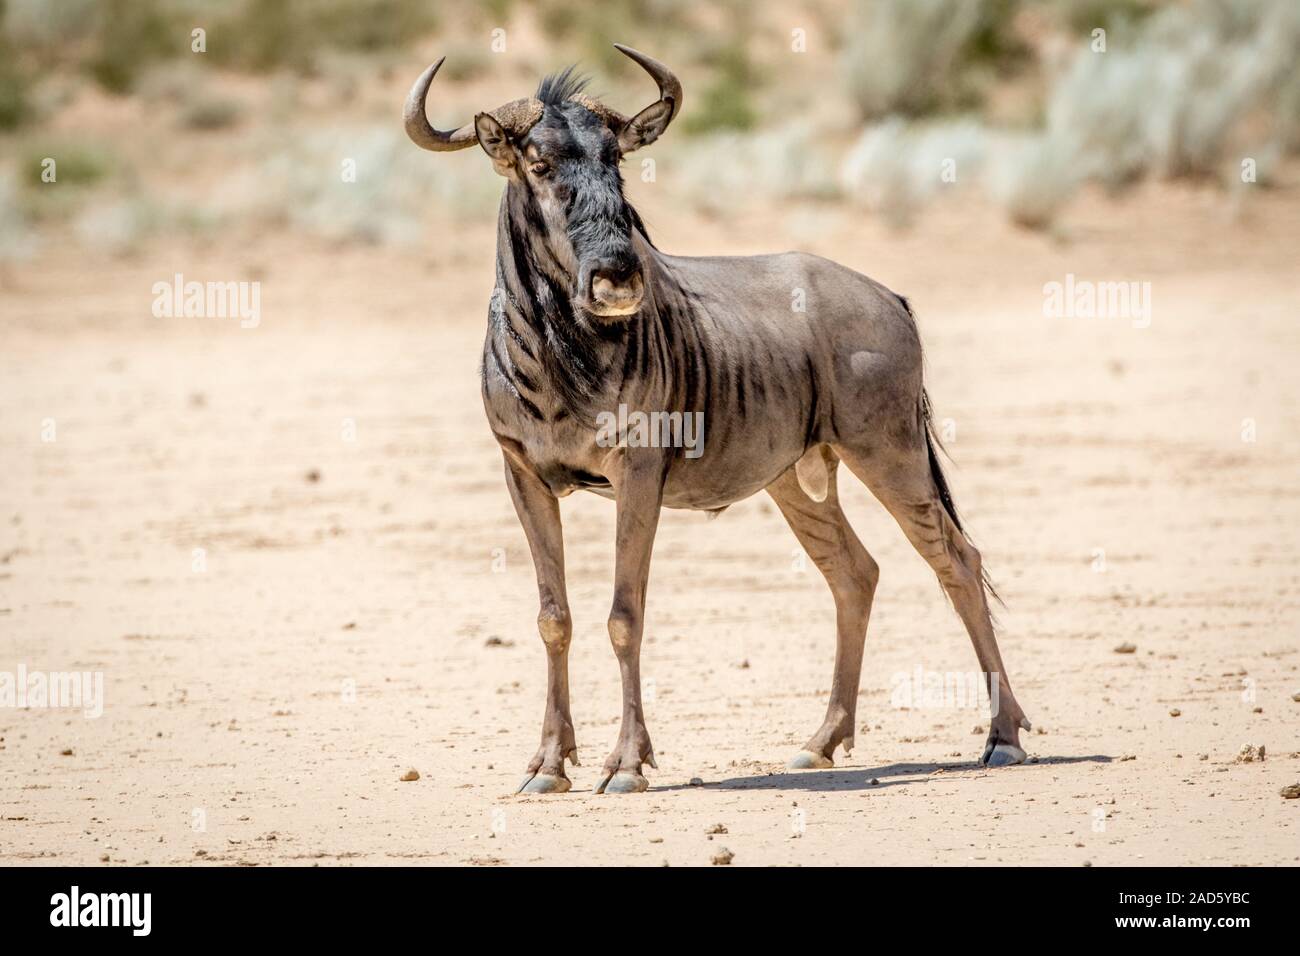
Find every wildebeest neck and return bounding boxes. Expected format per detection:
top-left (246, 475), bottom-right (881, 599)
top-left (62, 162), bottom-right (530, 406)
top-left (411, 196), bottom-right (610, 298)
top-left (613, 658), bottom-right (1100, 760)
top-left (486, 186), bottom-right (637, 422)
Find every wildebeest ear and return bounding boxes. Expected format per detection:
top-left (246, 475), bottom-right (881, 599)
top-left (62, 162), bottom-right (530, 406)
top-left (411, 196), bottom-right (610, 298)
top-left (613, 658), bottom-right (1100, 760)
top-left (618, 99), bottom-right (674, 153)
top-left (474, 112), bottom-right (519, 178)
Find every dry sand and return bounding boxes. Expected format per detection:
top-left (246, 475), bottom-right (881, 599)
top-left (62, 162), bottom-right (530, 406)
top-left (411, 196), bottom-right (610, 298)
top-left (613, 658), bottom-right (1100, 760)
top-left (2, 180), bottom-right (1298, 866)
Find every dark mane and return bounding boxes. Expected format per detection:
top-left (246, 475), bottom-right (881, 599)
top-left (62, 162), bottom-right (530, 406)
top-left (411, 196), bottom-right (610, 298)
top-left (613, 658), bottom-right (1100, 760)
top-left (536, 65), bottom-right (590, 105)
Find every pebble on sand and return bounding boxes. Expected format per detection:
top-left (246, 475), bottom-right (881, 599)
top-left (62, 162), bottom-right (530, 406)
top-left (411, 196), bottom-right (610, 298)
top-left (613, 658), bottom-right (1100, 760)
top-left (1235, 744), bottom-right (1265, 764)
top-left (400, 769), bottom-right (420, 782)
top-left (1280, 784), bottom-right (1300, 800)
top-left (1169, 708), bottom-right (1181, 717)
top-left (711, 847), bottom-right (734, 865)
top-left (1114, 642), bottom-right (1138, 654)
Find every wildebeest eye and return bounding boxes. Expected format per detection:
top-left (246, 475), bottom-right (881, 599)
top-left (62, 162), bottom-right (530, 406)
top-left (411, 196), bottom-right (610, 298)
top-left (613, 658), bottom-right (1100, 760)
top-left (528, 160), bottom-right (550, 176)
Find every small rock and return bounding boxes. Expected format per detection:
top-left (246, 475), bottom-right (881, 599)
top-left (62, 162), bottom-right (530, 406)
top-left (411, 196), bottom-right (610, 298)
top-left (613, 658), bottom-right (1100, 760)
top-left (305, 469), bottom-right (321, 483)
top-left (99, 854), bottom-right (110, 862)
top-left (60, 748), bottom-right (73, 756)
top-left (870, 777), bottom-right (880, 786)
top-left (710, 847), bottom-right (734, 866)
top-left (1235, 744), bottom-right (1265, 764)
top-left (400, 769), bottom-right (420, 782)
top-left (688, 777), bottom-right (704, 787)
top-left (1114, 642), bottom-right (1137, 654)
top-left (649, 837), bottom-right (663, 844)
top-left (971, 725), bottom-right (985, 735)
top-left (1280, 783), bottom-right (1300, 800)
top-left (705, 823), bottom-right (727, 835)
top-left (1168, 708), bottom-right (1181, 717)
top-left (484, 636), bottom-right (514, 648)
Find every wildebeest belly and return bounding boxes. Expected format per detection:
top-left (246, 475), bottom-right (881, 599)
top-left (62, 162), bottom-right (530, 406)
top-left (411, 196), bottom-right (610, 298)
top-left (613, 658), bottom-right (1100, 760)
top-left (656, 401), bottom-right (809, 510)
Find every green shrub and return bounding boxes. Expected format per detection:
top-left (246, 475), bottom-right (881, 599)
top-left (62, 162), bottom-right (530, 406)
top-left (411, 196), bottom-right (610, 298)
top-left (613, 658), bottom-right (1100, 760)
top-left (843, 0), bottom-right (1028, 120)
top-left (19, 142), bottom-right (114, 189)
top-left (681, 39), bottom-right (756, 135)
top-left (0, 55), bottom-right (29, 129)
top-left (88, 0), bottom-right (176, 94)
top-left (180, 93), bottom-right (243, 130)
top-left (1060, 0), bottom-right (1156, 36)
top-left (207, 0), bottom-right (439, 73)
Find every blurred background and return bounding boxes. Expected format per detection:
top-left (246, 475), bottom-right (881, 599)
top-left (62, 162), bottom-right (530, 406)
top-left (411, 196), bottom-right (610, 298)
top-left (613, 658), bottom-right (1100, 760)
top-left (1, 0), bottom-right (1298, 260)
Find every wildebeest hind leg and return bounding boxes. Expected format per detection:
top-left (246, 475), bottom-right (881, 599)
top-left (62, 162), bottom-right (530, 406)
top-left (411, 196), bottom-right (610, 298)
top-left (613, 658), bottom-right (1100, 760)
top-left (835, 443), bottom-right (1031, 768)
top-left (767, 448), bottom-right (879, 770)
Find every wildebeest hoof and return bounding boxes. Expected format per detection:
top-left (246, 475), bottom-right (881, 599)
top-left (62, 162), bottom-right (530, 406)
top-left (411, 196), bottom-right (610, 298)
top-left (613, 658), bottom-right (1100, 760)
top-left (595, 771), bottom-right (648, 794)
top-left (981, 743), bottom-right (1027, 768)
top-left (517, 773), bottom-right (571, 795)
top-left (788, 750), bottom-right (834, 770)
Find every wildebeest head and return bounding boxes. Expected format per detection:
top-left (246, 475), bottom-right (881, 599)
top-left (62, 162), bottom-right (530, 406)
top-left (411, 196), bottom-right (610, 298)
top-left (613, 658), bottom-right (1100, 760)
top-left (404, 45), bottom-right (681, 318)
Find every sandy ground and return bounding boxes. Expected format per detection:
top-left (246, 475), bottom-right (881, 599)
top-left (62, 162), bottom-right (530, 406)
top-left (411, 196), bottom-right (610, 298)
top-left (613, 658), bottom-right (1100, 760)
top-left (2, 179), bottom-right (1299, 866)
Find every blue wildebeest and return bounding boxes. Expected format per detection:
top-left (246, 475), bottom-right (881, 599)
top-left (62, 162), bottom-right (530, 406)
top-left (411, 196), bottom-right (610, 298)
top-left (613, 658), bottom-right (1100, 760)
top-left (405, 46), bottom-right (1031, 794)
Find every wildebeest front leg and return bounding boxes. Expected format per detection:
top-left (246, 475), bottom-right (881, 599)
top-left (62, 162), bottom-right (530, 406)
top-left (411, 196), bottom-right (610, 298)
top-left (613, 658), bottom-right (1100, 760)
top-left (594, 448), bottom-right (666, 795)
top-left (503, 454), bottom-right (579, 795)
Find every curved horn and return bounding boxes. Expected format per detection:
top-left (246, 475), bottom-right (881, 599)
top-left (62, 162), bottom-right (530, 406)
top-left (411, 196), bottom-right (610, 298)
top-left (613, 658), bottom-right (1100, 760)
top-left (614, 43), bottom-right (683, 126)
top-left (405, 57), bottom-right (546, 153)
top-left (404, 58), bottom-right (477, 152)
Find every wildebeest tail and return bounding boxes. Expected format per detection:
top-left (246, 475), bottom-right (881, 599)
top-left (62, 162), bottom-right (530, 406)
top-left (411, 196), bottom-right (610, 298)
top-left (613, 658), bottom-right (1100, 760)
top-left (921, 388), bottom-right (1004, 610)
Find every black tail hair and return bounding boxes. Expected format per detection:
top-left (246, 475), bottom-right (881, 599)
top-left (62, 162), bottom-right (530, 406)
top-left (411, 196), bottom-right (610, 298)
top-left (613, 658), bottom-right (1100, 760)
top-left (921, 388), bottom-right (1005, 611)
